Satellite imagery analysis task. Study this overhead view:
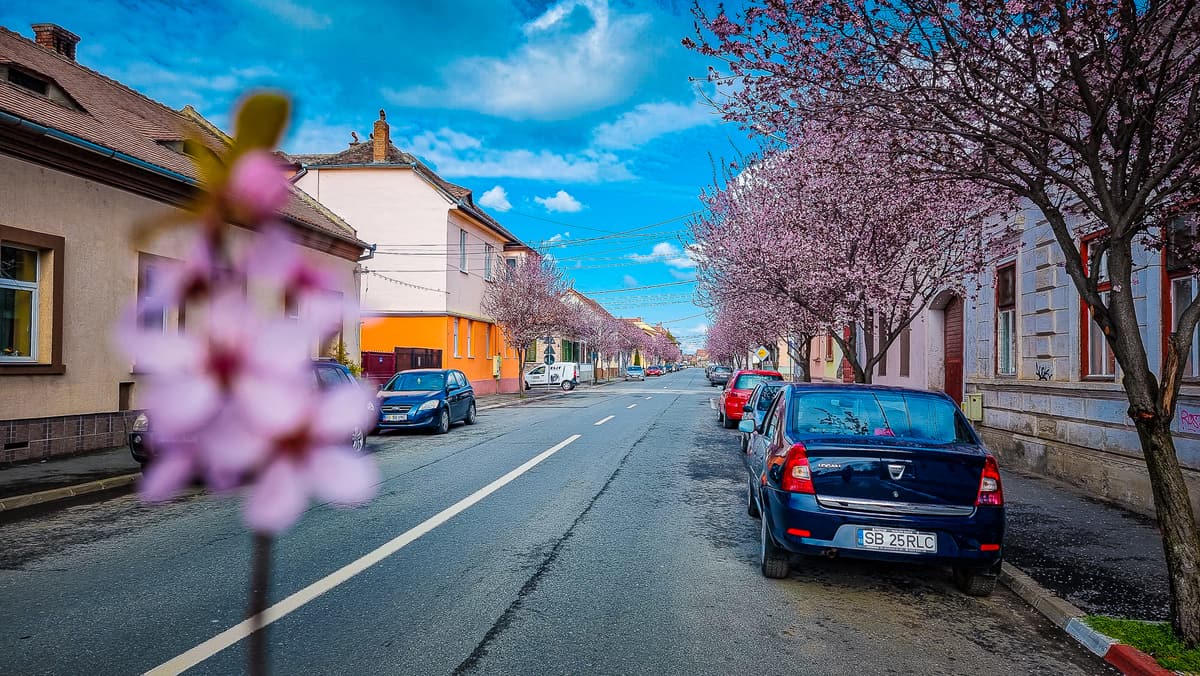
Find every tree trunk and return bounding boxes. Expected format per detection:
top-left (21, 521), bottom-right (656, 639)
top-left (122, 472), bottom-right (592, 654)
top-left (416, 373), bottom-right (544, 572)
top-left (1134, 415), bottom-right (1200, 644)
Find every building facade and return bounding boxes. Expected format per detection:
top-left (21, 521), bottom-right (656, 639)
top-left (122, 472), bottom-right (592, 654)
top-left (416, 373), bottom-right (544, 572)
top-left (0, 24), bottom-right (368, 464)
top-left (291, 111), bottom-right (530, 395)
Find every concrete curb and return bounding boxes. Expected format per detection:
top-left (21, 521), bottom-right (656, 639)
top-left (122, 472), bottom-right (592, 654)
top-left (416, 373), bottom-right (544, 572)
top-left (1000, 563), bottom-right (1173, 675)
top-left (0, 472), bottom-right (140, 513)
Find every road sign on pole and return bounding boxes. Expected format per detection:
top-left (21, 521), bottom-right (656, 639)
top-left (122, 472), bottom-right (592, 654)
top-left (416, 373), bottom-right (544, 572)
top-left (755, 346), bottom-right (770, 361)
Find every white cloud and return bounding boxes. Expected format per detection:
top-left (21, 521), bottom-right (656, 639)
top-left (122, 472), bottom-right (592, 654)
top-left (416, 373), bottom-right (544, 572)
top-left (628, 242), bottom-right (697, 270)
top-left (592, 100), bottom-right (719, 149)
top-left (547, 231), bottom-right (571, 242)
top-left (246, 0), bottom-right (331, 29)
top-left (383, 0), bottom-right (650, 120)
top-left (535, 190), bottom-right (584, 213)
top-left (623, 274), bottom-right (639, 287)
top-left (478, 185), bottom-right (512, 212)
top-left (400, 128), bottom-right (633, 182)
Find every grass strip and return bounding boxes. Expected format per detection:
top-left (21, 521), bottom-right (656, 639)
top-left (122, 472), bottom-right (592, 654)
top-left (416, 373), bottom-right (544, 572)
top-left (1085, 615), bottom-right (1200, 673)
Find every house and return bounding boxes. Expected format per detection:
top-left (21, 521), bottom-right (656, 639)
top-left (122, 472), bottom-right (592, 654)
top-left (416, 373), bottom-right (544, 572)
top-left (0, 24), bottom-right (370, 464)
top-left (289, 111), bottom-right (531, 394)
top-left (530, 289), bottom-right (623, 381)
top-left (959, 202), bottom-right (1200, 517)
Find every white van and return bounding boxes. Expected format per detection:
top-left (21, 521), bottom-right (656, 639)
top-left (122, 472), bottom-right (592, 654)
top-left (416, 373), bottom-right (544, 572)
top-left (524, 362), bottom-right (580, 391)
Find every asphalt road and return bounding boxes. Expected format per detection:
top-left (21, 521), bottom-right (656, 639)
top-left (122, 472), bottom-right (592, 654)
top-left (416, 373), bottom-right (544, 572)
top-left (0, 369), bottom-right (1110, 675)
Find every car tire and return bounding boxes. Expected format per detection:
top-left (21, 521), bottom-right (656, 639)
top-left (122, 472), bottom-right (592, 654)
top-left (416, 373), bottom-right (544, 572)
top-left (760, 514), bottom-right (790, 579)
top-left (717, 410), bottom-right (725, 426)
top-left (740, 434), bottom-right (748, 453)
top-left (953, 567), bottom-right (998, 596)
top-left (722, 414), bottom-right (737, 429)
top-left (524, 381), bottom-right (531, 391)
top-left (561, 380), bottom-right (576, 391)
top-left (464, 402), bottom-right (477, 425)
top-left (747, 477), bottom-right (761, 519)
top-left (435, 408), bottom-right (450, 435)
top-left (351, 426), bottom-right (365, 452)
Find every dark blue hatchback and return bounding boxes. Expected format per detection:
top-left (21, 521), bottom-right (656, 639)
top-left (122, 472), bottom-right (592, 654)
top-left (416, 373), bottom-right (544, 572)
top-left (742, 383), bottom-right (1004, 595)
top-left (376, 369), bottom-right (476, 435)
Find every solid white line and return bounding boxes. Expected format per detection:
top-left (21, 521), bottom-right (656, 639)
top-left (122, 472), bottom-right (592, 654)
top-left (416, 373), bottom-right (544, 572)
top-left (594, 415), bottom-right (615, 426)
top-left (144, 434), bottom-right (584, 676)
top-left (626, 404), bottom-right (637, 409)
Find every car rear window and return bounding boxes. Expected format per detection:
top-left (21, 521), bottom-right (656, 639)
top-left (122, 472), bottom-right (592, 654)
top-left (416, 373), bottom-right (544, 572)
top-left (713, 366), bottom-right (732, 374)
top-left (734, 373), bottom-right (782, 390)
top-left (754, 383), bottom-right (784, 410)
top-left (788, 390), bottom-right (972, 443)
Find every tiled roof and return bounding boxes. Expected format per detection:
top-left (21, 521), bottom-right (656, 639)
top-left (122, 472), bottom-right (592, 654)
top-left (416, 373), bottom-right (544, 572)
top-left (0, 26), bottom-right (363, 247)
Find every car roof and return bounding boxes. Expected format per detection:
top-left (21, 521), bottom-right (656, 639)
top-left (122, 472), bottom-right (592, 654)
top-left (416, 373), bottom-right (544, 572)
top-left (782, 382), bottom-right (955, 398)
top-left (397, 368), bottom-right (449, 375)
top-left (733, 369), bottom-right (782, 376)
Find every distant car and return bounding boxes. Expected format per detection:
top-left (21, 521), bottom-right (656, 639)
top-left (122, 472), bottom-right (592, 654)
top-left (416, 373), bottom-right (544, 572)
top-left (624, 365), bottom-right (646, 381)
top-left (742, 383), bottom-right (1004, 595)
top-left (524, 362), bottom-right (579, 391)
top-left (129, 359), bottom-right (370, 467)
top-left (645, 365), bottom-right (665, 376)
top-left (737, 381), bottom-right (786, 451)
top-left (719, 369), bottom-right (783, 429)
top-left (376, 368), bottom-right (476, 434)
top-left (708, 365), bottom-right (733, 387)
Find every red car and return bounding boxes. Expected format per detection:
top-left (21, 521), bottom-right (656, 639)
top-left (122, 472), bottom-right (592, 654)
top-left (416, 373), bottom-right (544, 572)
top-left (645, 365), bottom-right (665, 376)
top-left (718, 369), bottom-right (783, 428)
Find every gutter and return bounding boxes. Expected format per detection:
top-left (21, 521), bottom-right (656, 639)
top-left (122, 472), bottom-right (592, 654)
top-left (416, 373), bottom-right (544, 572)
top-left (358, 243), bottom-right (376, 262)
top-left (0, 109), bottom-right (195, 184)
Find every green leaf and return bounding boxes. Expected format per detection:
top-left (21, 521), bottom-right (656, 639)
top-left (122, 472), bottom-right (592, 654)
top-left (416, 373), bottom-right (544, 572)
top-left (233, 91), bottom-right (290, 152)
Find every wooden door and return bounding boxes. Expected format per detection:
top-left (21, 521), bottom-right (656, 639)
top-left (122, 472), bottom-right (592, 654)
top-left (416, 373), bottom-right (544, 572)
top-left (942, 296), bottom-right (964, 405)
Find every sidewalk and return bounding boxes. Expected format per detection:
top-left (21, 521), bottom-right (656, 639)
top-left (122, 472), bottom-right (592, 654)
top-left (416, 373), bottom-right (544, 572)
top-left (1002, 468), bottom-right (1169, 622)
top-left (0, 381), bottom-right (614, 504)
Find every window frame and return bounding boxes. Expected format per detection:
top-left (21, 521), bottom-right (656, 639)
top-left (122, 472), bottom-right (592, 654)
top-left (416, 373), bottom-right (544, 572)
top-left (995, 262), bottom-right (1017, 376)
top-left (459, 229), bottom-right (468, 273)
top-left (466, 319), bottom-right (474, 358)
top-left (453, 317), bottom-right (461, 357)
top-left (1, 243), bottom-right (39, 362)
top-left (0, 225), bottom-right (64, 375)
top-left (1080, 232), bottom-right (1117, 379)
top-left (484, 244), bottom-right (494, 281)
top-left (899, 326), bottom-right (911, 377)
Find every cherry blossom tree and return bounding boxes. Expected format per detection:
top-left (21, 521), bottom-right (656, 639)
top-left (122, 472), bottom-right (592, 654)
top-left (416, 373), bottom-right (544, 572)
top-left (482, 254), bottom-right (571, 391)
top-left (689, 0), bottom-right (1200, 640)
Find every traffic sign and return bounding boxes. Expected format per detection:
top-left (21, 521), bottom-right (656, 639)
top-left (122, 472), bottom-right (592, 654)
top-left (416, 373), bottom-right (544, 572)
top-left (544, 354), bottom-right (556, 365)
top-left (755, 346), bottom-right (770, 361)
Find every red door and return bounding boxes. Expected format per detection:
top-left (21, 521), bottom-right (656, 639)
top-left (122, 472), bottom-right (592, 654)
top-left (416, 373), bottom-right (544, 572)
top-left (942, 296), bottom-right (964, 405)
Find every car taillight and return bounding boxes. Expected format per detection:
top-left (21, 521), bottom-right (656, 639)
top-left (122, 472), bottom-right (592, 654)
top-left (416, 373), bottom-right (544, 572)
top-left (976, 454), bottom-right (1004, 506)
top-left (782, 443), bottom-right (815, 494)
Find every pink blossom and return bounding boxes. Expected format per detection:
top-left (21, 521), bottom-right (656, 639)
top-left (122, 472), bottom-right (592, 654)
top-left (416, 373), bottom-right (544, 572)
top-left (226, 151), bottom-right (289, 221)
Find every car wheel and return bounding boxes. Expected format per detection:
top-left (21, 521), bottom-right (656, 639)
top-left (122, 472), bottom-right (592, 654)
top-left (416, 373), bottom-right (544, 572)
top-left (351, 426), bottom-right (365, 452)
top-left (760, 514), bottom-right (790, 579)
top-left (524, 381), bottom-right (531, 390)
top-left (740, 434), bottom-right (748, 453)
top-left (747, 477), bottom-right (761, 519)
top-left (717, 410), bottom-right (725, 426)
top-left (435, 408), bottom-right (450, 435)
top-left (723, 414), bottom-right (737, 429)
top-left (561, 379), bottom-right (576, 391)
top-left (953, 566), bottom-right (998, 596)
top-left (464, 401), bottom-right (477, 425)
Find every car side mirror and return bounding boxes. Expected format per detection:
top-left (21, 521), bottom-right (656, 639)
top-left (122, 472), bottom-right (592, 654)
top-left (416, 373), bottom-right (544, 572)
top-left (737, 419), bottom-right (756, 434)
top-left (742, 404), bottom-right (753, 413)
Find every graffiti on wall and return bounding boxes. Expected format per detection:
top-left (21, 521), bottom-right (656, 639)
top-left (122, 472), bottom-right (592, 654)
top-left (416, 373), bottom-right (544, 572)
top-left (1180, 408), bottom-right (1200, 434)
top-left (1034, 362), bottom-right (1052, 381)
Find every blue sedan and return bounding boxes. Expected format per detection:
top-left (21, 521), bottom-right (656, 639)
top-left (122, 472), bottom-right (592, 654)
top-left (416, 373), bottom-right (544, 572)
top-left (741, 383), bottom-right (1004, 595)
top-left (376, 369), bottom-right (476, 434)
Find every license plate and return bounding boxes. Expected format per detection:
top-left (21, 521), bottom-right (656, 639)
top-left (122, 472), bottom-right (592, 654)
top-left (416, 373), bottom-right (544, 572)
top-left (856, 527), bottom-right (937, 554)
top-left (383, 414), bottom-right (407, 422)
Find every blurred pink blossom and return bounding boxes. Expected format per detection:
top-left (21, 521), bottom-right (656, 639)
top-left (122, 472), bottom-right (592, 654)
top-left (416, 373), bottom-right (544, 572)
top-left (225, 150), bottom-right (289, 221)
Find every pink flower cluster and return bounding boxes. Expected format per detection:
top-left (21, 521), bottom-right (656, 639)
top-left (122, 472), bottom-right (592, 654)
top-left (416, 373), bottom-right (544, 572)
top-left (118, 151), bottom-right (377, 533)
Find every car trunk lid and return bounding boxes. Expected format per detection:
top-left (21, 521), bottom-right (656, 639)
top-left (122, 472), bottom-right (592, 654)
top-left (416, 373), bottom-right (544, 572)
top-left (803, 438), bottom-right (984, 511)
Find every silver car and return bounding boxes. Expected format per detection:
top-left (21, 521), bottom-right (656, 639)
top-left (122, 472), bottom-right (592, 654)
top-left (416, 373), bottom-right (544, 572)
top-left (624, 366), bottom-right (646, 381)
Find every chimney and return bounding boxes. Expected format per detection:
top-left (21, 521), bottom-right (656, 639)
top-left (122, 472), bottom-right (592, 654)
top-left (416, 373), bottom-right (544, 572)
top-left (372, 109), bottom-right (389, 162)
top-left (31, 24), bottom-right (80, 61)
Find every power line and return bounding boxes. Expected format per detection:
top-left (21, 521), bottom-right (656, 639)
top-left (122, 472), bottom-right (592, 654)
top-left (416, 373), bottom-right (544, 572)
top-left (580, 279), bottom-right (698, 295)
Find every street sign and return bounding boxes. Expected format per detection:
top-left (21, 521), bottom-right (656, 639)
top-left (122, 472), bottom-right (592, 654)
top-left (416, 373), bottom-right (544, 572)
top-left (755, 346), bottom-right (770, 361)
top-left (544, 354), bottom-right (556, 365)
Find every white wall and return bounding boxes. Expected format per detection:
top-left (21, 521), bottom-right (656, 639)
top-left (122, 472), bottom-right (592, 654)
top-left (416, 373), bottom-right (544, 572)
top-left (446, 210), bottom-right (507, 319)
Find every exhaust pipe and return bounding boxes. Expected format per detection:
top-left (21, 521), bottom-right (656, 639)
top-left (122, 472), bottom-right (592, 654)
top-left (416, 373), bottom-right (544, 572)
top-left (823, 548), bottom-right (839, 559)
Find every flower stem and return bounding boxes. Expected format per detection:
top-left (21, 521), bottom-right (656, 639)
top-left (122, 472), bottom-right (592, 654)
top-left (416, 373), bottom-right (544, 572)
top-left (247, 532), bottom-right (272, 676)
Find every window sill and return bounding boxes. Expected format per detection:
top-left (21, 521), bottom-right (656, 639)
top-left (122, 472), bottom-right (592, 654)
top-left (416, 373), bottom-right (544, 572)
top-left (1083, 375), bottom-right (1117, 382)
top-left (0, 362), bottom-right (65, 375)
top-left (459, 269), bottom-right (469, 275)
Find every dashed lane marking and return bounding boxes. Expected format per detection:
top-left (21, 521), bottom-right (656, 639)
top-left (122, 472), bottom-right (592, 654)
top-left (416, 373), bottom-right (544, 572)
top-left (627, 404), bottom-right (637, 409)
top-left (594, 415), bottom-right (615, 426)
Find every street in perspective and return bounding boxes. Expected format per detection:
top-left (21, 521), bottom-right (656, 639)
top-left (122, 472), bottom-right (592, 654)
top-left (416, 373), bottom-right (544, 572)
top-left (0, 1), bottom-right (1196, 674)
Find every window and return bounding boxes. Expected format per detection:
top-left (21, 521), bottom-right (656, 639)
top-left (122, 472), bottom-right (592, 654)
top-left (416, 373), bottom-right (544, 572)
top-left (1, 245), bottom-right (38, 359)
top-left (1080, 235), bottom-right (1116, 378)
top-left (453, 371), bottom-right (469, 388)
top-left (877, 316), bottom-right (888, 377)
top-left (485, 324), bottom-right (492, 357)
top-left (1172, 278), bottom-right (1200, 378)
top-left (136, 253), bottom-right (174, 333)
top-left (484, 244), bottom-right (494, 281)
top-left (788, 390), bottom-right (972, 443)
top-left (7, 68), bottom-right (49, 96)
top-left (1, 226), bottom-right (63, 374)
top-left (466, 319), bottom-right (474, 357)
top-left (825, 333), bottom-right (834, 362)
top-left (996, 263), bottom-right (1017, 375)
top-left (506, 257), bottom-right (518, 276)
top-left (459, 229), bottom-right (468, 272)
top-left (899, 327), bottom-right (911, 377)
top-left (453, 318), bottom-right (461, 357)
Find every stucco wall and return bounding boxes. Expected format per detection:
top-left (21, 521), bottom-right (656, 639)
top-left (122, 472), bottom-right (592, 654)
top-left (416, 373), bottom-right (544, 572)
top-left (446, 210), bottom-right (507, 318)
top-left (0, 153), bottom-right (361, 423)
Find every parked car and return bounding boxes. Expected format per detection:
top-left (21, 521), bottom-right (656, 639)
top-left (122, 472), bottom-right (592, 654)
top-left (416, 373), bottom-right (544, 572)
top-left (738, 381), bottom-right (786, 451)
top-left (741, 383), bottom-right (1004, 595)
top-left (645, 365), bottom-right (665, 376)
top-left (524, 362), bottom-right (579, 391)
top-left (708, 365), bottom-right (733, 387)
top-left (376, 368), bottom-right (476, 434)
top-left (718, 369), bottom-right (783, 429)
top-left (129, 359), bottom-right (370, 467)
top-left (624, 365), bottom-right (646, 381)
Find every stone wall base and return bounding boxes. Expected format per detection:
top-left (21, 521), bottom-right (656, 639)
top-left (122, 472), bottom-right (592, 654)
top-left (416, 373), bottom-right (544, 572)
top-left (979, 425), bottom-right (1200, 519)
top-left (1, 411), bottom-right (139, 465)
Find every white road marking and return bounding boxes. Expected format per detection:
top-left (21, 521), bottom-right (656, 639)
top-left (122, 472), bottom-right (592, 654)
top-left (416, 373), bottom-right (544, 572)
top-left (594, 415), bottom-right (615, 426)
top-left (626, 404), bottom-right (637, 409)
top-left (144, 434), bottom-right (583, 676)
top-left (645, 396), bottom-right (652, 400)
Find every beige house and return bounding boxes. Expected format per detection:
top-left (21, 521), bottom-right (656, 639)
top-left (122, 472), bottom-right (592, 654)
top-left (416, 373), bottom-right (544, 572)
top-left (0, 24), bottom-right (370, 464)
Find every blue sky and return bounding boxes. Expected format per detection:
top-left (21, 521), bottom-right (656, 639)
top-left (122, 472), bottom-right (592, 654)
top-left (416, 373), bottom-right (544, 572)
top-left (2, 0), bottom-right (751, 349)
